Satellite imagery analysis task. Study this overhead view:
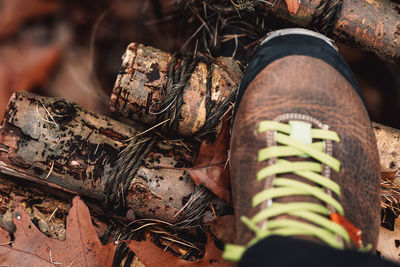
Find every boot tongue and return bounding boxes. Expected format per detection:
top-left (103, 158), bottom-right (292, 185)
top-left (289, 121), bottom-right (312, 145)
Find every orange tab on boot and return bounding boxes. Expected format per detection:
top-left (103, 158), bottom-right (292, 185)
top-left (330, 213), bottom-right (363, 248)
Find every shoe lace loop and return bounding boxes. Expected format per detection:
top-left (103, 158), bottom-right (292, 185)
top-left (223, 120), bottom-right (351, 261)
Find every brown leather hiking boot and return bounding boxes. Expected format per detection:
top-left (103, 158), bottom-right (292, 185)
top-left (224, 29), bottom-right (381, 261)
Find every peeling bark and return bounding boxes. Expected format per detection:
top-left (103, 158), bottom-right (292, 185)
top-left (110, 43), bottom-right (242, 136)
top-left (261, 0), bottom-right (400, 64)
top-left (0, 91), bottom-right (210, 223)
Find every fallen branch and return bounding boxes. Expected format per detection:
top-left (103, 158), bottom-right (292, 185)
top-left (261, 0), bottom-right (400, 64)
top-left (0, 91), bottom-right (221, 224)
top-left (110, 42), bottom-right (242, 136)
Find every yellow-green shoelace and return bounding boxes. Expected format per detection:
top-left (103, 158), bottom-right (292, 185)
top-left (223, 120), bottom-right (351, 261)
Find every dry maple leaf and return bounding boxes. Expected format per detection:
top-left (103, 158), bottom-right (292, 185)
top-left (378, 218), bottom-right (400, 263)
top-left (285, 0), bottom-right (300, 14)
top-left (184, 119), bottom-right (231, 204)
top-left (126, 233), bottom-right (233, 267)
top-left (0, 196), bottom-right (116, 266)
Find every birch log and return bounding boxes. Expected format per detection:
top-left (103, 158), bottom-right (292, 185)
top-left (0, 91), bottom-right (214, 223)
top-left (110, 42), bottom-right (242, 136)
top-left (260, 0), bottom-right (400, 64)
